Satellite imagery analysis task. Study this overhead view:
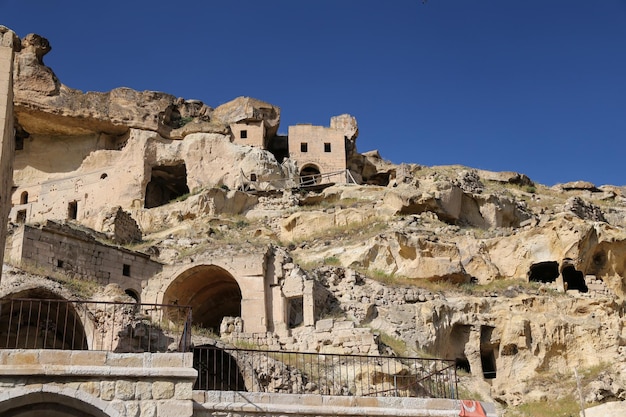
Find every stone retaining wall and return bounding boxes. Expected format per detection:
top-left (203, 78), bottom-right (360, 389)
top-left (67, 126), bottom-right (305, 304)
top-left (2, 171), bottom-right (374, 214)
top-left (0, 350), bottom-right (196, 417)
top-left (193, 391), bottom-right (498, 417)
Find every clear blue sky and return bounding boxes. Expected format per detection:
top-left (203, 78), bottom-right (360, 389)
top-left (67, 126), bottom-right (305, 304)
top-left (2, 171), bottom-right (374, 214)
top-left (2, 0), bottom-right (625, 186)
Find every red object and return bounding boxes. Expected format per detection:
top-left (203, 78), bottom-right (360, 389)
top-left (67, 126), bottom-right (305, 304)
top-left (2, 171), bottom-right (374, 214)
top-left (459, 400), bottom-right (487, 417)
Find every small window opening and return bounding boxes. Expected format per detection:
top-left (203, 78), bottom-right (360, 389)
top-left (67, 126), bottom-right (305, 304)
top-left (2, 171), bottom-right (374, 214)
top-left (100, 173), bottom-right (108, 179)
top-left (250, 173), bottom-right (257, 182)
top-left (15, 136), bottom-right (23, 151)
top-left (56, 259), bottom-right (64, 268)
top-left (324, 142), bottom-right (331, 152)
top-left (16, 210), bottom-right (26, 224)
top-left (67, 201), bottom-right (78, 220)
top-left (123, 264), bottom-right (131, 277)
top-left (20, 191), bottom-right (28, 205)
top-left (240, 130), bottom-right (248, 139)
top-left (300, 142), bottom-right (308, 152)
top-left (288, 297), bottom-right (304, 328)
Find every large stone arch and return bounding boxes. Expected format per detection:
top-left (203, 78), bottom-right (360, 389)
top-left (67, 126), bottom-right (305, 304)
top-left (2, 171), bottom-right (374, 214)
top-left (0, 387), bottom-right (118, 417)
top-left (0, 287), bottom-right (90, 350)
top-left (163, 264), bottom-right (243, 332)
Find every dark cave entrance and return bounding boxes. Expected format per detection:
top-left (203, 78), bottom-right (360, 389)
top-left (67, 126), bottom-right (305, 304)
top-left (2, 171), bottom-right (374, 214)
top-left (144, 163), bottom-right (190, 209)
top-left (480, 325), bottom-right (497, 379)
top-left (528, 261), bottom-right (559, 283)
top-left (456, 357), bottom-right (471, 373)
top-left (562, 264), bottom-right (588, 293)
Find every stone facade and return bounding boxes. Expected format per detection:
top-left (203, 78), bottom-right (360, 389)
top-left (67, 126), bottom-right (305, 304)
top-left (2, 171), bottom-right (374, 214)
top-left (144, 247), bottom-right (317, 335)
top-left (193, 391), bottom-right (497, 417)
top-left (287, 122), bottom-right (348, 185)
top-left (5, 221), bottom-right (162, 298)
top-left (231, 120), bottom-right (266, 149)
top-left (0, 350), bottom-right (196, 417)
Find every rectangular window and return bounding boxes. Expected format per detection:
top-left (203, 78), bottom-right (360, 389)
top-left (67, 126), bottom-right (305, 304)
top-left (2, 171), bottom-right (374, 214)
top-left (67, 201), bottom-right (78, 220)
top-left (324, 143), bottom-right (331, 152)
top-left (240, 130), bottom-right (247, 139)
top-left (300, 142), bottom-right (308, 152)
top-left (123, 264), bottom-right (131, 277)
top-left (57, 260), bottom-right (64, 268)
top-left (16, 210), bottom-right (26, 224)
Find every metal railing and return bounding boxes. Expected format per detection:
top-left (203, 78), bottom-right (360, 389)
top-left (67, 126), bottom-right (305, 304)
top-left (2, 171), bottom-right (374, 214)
top-left (193, 345), bottom-right (457, 399)
top-left (0, 298), bottom-right (192, 353)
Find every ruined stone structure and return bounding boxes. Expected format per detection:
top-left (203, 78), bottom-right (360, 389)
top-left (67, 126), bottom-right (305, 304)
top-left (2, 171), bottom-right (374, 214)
top-left (5, 221), bottom-right (163, 300)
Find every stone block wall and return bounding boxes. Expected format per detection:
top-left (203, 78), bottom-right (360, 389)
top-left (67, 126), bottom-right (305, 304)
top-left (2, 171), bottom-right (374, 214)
top-left (193, 391), bottom-right (498, 417)
top-left (231, 120), bottom-right (266, 149)
top-left (288, 124), bottom-right (347, 183)
top-left (6, 221), bottom-right (162, 297)
top-left (0, 350), bottom-right (196, 417)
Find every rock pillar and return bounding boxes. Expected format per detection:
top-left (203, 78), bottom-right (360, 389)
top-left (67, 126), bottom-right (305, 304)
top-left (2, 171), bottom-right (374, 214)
top-left (0, 27), bottom-right (17, 283)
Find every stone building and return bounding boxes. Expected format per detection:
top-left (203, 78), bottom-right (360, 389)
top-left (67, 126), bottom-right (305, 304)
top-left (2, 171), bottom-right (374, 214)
top-left (5, 221), bottom-right (162, 301)
top-left (287, 121), bottom-right (349, 186)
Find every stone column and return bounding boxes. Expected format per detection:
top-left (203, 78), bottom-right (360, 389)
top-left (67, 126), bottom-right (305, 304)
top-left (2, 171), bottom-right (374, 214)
top-left (0, 27), bottom-right (17, 283)
top-left (303, 279), bottom-right (315, 326)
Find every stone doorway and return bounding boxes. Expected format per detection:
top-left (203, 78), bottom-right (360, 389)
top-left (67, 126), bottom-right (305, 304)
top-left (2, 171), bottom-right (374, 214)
top-left (299, 164), bottom-right (321, 186)
top-left (163, 265), bottom-right (242, 333)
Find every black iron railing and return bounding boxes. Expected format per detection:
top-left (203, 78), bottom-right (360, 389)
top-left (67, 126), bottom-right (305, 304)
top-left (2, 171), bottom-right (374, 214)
top-left (193, 345), bottom-right (457, 399)
top-left (0, 298), bottom-right (192, 353)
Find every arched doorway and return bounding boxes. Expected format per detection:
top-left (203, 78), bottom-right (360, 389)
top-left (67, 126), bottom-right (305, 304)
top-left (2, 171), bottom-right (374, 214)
top-left (0, 289), bottom-right (88, 350)
top-left (0, 391), bottom-right (115, 417)
top-left (163, 265), bottom-right (242, 333)
top-left (299, 164), bottom-right (321, 187)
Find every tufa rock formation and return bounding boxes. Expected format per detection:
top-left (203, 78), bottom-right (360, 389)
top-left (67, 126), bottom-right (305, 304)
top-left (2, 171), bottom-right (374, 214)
top-left (3, 30), bottom-right (626, 416)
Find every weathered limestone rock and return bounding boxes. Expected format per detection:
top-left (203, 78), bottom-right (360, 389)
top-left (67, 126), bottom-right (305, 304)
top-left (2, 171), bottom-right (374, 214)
top-left (556, 180), bottom-right (600, 192)
top-left (564, 196), bottom-right (606, 222)
top-left (212, 96), bottom-right (281, 137)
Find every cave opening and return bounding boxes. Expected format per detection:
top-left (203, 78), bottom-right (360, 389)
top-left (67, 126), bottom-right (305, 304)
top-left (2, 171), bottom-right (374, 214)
top-left (480, 325), bottom-right (497, 379)
top-left (144, 163), bottom-right (190, 209)
top-left (456, 358), bottom-right (471, 374)
top-left (562, 265), bottom-right (588, 293)
top-left (528, 261), bottom-right (559, 283)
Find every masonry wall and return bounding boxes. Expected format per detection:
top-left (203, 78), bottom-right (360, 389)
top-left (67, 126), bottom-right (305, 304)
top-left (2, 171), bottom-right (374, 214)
top-left (288, 124), bottom-right (347, 184)
top-left (7, 222), bottom-right (162, 297)
top-left (0, 350), bottom-right (196, 417)
top-left (231, 121), bottom-right (265, 149)
top-left (0, 33), bottom-right (15, 282)
top-left (193, 391), bottom-right (498, 417)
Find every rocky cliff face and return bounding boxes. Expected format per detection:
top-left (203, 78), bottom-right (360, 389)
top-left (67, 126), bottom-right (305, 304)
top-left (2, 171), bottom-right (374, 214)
top-left (5, 30), bottom-right (626, 415)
